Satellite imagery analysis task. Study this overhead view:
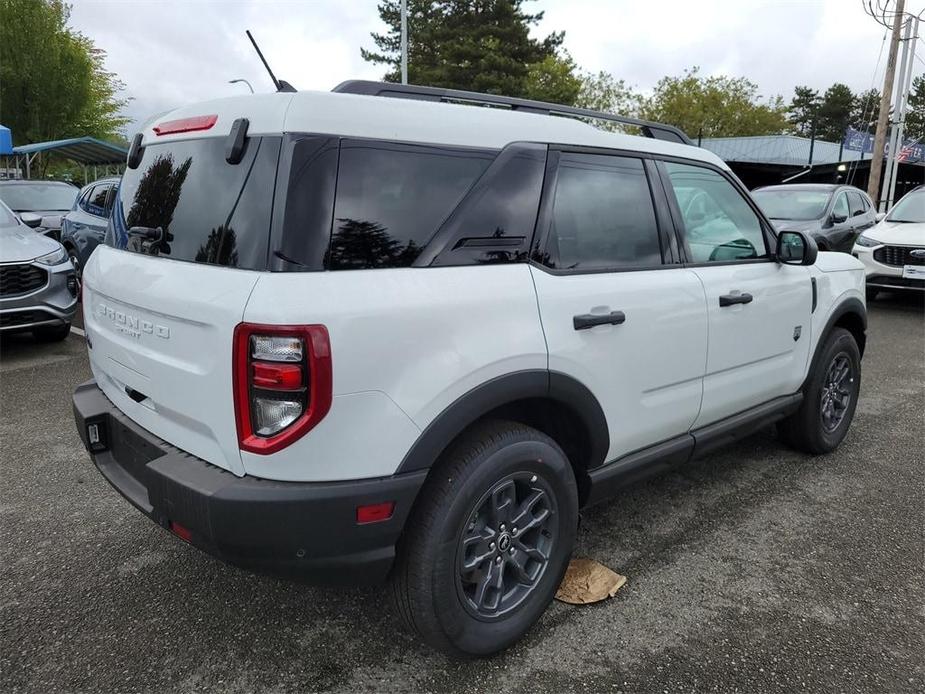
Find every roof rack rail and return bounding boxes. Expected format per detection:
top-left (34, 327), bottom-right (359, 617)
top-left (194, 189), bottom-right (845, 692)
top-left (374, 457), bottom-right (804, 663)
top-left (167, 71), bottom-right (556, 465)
top-left (332, 80), bottom-right (693, 146)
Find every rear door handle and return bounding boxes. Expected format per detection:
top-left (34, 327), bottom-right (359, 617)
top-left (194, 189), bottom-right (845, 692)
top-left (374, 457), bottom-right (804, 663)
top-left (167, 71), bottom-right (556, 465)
top-left (573, 311), bottom-right (626, 330)
top-left (719, 292), bottom-right (753, 307)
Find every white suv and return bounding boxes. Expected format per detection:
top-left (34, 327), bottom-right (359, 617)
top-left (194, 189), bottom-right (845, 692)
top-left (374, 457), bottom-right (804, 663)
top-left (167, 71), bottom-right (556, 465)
top-left (72, 81), bottom-right (867, 657)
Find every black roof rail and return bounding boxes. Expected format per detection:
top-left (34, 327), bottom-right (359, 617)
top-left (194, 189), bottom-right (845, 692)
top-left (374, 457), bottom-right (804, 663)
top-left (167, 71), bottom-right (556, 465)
top-left (332, 80), bottom-right (693, 146)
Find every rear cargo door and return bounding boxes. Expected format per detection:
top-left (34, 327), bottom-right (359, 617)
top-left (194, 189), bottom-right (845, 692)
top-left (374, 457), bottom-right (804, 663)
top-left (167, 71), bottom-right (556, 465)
top-left (83, 134), bottom-right (282, 476)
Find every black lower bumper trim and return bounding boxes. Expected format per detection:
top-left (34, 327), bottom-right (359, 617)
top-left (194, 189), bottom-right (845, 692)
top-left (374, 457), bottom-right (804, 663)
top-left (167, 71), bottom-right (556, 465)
top-left (72, 379), bottom-right (426, 585)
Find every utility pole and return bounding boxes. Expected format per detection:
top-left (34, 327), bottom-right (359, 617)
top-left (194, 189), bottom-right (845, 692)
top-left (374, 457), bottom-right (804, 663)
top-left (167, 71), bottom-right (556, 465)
top-left (885, 15), bottom-right (919, 208)
top-left (868, 0), bottom-right (905, 210)
top-left (400, 0), bottom-right (408, 85)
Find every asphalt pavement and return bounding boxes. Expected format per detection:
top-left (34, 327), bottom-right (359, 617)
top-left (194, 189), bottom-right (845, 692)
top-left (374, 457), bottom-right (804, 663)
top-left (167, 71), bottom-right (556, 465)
top-left (1, 294), bottom-right (923, 693)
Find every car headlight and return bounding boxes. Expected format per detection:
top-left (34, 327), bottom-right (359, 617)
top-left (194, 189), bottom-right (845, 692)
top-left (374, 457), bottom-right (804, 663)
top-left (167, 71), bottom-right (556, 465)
top-left (34, 246), bottom-right (69, 266)
top-left (854, 234), bottom-right (881, 248)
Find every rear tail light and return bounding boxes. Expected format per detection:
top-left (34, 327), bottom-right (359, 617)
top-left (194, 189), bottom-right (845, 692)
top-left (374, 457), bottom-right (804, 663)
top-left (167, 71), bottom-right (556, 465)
top-left (233, 323), bottom-right (332, 454)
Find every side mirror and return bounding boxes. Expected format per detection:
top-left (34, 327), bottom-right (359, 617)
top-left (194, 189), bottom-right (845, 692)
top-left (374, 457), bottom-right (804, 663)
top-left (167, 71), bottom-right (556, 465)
top-left (875, 212), bottom-right (886, 222)
top-left (776, 230), bottom-right (818, 266)
top-left (830, 212), bottom-right (848, 225)
top-left (19, 212), bottom-right (42, 228)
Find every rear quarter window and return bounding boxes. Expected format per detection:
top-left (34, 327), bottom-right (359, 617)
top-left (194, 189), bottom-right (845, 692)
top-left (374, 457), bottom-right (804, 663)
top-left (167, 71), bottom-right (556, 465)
top-left (328, 140), bottom-right (494, 269)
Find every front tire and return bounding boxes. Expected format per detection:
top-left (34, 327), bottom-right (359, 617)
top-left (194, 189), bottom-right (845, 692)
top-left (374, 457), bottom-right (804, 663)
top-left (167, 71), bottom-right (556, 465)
top-left (778, 327), bottom-right (861, 454)
top-left (391, 420), bottom-right (578, 658)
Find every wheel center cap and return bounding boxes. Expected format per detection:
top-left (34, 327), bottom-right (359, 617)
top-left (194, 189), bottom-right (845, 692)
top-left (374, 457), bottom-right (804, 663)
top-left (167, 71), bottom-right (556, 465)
top-left (498, 533), bottom-right (512, 552)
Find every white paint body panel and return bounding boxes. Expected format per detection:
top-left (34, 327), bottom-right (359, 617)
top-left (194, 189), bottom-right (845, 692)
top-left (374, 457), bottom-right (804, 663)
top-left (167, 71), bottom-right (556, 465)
top-left (530, 266), bottom-right (708, 460)
top-left (241, 265), bottom-right (548, 481)
top-left (852, 219), bottom-right (925, 282)
top-left (83, 246), bottom-right (258, 475)
top-left (692, 261), bottom-right (813, 426)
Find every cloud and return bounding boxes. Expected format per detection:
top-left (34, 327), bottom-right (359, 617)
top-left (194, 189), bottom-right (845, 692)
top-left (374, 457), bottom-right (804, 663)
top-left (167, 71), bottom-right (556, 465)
top-left (67, 0), bottom-right (922, 135)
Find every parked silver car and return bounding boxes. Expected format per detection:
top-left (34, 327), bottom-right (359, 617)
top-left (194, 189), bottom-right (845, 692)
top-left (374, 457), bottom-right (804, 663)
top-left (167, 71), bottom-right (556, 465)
top-left (0, 199), bottom-right (78, 341)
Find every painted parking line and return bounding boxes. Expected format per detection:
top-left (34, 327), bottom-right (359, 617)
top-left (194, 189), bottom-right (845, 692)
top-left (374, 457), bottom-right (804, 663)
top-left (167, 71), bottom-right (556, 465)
top-left (70, 325), bottom-right (86, 337)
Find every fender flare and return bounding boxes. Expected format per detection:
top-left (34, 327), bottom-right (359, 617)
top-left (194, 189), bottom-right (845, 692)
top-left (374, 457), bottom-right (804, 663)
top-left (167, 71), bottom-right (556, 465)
top-left (395, 370), bottom-right (610, 474)
top-left (802, 297), bottom-right (867, 391)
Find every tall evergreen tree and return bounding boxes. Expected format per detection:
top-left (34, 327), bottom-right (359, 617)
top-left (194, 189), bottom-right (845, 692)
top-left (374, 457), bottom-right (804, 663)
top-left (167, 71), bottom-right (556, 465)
top-left (788, 86), bottom-right (820, 136)
top-left (903, 75), bottom-right (925, 142)
top-left (851, 88), bottom-right (881, 131)
top-left (362, 0), bottom-right (580, 105)
top-left (815, 83), bottom-right (854, 142)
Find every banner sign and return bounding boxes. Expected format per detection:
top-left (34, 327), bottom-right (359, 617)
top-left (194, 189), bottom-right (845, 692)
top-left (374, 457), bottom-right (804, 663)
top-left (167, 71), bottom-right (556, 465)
top-left (843, 126), bottom-right (923, 162)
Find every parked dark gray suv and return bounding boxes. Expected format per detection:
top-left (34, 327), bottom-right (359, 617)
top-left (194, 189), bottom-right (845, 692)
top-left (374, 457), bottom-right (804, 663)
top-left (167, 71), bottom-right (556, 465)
top-left (751, 184), bottom-right (878, 253)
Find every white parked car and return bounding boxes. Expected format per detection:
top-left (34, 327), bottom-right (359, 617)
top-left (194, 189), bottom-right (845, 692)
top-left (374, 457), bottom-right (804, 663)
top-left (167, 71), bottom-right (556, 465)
top-left (72, 82), bottom-right (867, 657)
top-left (853, 185), bottom-right (925, 298)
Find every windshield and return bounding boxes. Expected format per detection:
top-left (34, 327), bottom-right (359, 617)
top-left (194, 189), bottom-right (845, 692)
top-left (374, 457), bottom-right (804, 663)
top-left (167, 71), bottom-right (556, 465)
top-left (0, 183), bottom-right (78, 212)
top-left (886, 190), bottom-right (925, 222)
top-left (0, 200), bottom-right (19, 226)
top-left (751, 189), bottom-right (831, 221)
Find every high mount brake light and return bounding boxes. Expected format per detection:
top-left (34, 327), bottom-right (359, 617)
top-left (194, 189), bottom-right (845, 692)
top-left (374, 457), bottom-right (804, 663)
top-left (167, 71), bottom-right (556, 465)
top-left (153, 114), bottom-right (218, 136)
top-left (233, 323), bottom-right (332, 455)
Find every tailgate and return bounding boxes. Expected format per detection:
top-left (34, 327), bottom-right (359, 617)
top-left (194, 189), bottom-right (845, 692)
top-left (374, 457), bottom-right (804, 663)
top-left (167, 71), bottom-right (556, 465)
top-left (83, 246), bottom-right (258, 475)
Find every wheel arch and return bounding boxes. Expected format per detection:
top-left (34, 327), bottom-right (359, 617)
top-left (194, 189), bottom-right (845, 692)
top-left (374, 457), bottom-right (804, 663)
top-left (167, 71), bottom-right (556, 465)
top-left (804, 297), bottom-right (867, 391)
top-left (395, 370), bottom-right (609, 504)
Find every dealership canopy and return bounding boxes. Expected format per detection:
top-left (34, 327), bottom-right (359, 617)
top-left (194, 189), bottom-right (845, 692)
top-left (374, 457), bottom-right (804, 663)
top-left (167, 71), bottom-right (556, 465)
top-left (6, 136), bottom-right (127, 181)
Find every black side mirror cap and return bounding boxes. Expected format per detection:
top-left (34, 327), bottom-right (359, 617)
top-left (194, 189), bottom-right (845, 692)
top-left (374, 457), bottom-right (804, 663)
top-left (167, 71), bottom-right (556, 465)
top-left (776, 230), bottom-right (817, 266)
top-left (127, 133), bottom-right (144, 169)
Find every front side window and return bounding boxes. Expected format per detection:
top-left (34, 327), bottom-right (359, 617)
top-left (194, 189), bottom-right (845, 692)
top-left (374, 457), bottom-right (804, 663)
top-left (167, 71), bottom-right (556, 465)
top-left (665, 162), bottom-right (767, 263)
top-left (87, 184), bottom-right (110, 217)
top-left (832, 193), bottom-right (849, 221)
top-left (542, 153), bottom-right (662, 271)
top-left (329, 141), bottom-right (494, 269)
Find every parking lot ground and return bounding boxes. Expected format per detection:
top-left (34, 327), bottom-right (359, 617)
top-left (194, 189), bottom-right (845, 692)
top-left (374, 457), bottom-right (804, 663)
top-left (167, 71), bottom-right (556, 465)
top-left (1, 295), bottom-right (923, 694)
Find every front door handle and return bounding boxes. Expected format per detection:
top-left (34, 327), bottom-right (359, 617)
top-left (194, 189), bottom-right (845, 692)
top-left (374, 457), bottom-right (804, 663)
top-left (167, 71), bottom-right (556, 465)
top-left (719, 292), bottom-right (753, 307)
top-left (573, 311), bottom-right (626, 330)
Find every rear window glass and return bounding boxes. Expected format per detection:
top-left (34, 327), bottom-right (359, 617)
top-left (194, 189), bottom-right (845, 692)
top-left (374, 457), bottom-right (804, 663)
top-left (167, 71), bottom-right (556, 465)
top-left (328, 140), bottom-right (494, 269)
top-left (108, 136), bottom-right (280, 270)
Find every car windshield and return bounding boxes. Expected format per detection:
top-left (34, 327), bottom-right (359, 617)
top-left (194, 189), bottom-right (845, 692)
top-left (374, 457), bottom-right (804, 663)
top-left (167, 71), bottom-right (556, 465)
top-left (886, 190), bottom-right (925, 222)
top-left (0, 183), bottom-right (78, 212)
top-left (0, 200), bottom-right (19, 226)
top-left (751, 189), bottom-right (831, 220)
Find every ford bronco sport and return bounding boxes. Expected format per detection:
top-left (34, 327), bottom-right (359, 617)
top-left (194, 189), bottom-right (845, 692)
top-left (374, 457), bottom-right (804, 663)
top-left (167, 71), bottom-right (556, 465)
top-left (72, 81), bottom-right (866, 657)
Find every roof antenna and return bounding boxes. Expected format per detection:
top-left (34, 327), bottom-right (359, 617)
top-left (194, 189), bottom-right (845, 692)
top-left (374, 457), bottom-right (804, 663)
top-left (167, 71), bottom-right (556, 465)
top-left (246, 30), bottom-right (296, 93)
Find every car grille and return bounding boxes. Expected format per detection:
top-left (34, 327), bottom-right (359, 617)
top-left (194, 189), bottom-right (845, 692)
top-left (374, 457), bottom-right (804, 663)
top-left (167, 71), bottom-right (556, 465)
top-left (0, 310), bottom-right (53, 329)
top-left (873, 245), bottom-right (925, 267)
top-left (0, 264), bottom-right (48, 296)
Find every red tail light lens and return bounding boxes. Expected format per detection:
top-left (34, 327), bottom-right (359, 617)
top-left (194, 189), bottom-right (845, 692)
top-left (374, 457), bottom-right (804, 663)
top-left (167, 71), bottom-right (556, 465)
top-left (153, 114), bottom-right (218, 136)
top-left (233, 323), bottom-right (332, 455)
top-left (356, 502), bottom-right (395, 524)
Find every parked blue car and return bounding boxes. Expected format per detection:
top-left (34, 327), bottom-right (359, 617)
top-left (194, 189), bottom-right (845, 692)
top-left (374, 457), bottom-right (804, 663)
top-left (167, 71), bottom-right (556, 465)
top-left (60, 177), bottom-right (119, 277)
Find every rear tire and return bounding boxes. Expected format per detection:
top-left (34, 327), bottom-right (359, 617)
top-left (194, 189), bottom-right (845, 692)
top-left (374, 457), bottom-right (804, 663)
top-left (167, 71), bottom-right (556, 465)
top-left (391, 420), bottom-right (578, 658)
top-left (33, 322), bottom-right (71, 342)
top-left (778, 327), bottom-right (860, 454)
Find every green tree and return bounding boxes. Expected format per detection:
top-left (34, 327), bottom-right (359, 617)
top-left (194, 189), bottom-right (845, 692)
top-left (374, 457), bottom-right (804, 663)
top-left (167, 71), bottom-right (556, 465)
top-left (362, 0), bottom-right (580, 104)
top-left (903, 75), bottom-right (925, 142)
top-left (0, 0), bottom-right (129, 147)
top-left (574, 71), bottom-right (642, 131)
top-left (815, 83), bottom-right (854, 142)
top-left (851, 88), bottom-right (881, 131)
top-left (788, 86), bottom-right (820, 136)
top-left (639, 67), bottom-right (788, 139)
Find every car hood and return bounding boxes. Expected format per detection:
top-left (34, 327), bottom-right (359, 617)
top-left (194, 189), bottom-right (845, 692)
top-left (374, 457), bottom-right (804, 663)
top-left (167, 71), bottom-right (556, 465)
top-left (0, 223), bottom-right (62, 262)
top-left (769, 219), bottom-right (823, 234)
top-left (862, 220), bottom-right (925, 246)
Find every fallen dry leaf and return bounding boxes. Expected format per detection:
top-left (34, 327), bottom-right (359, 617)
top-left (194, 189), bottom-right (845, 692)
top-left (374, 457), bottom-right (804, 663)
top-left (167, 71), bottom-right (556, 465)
top-left (554, 557), bottom-right (627, 605)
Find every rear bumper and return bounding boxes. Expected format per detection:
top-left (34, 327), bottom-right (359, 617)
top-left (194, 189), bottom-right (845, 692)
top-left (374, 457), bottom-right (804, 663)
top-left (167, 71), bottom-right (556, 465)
top-left (72, 379), bottom-right (425, 585)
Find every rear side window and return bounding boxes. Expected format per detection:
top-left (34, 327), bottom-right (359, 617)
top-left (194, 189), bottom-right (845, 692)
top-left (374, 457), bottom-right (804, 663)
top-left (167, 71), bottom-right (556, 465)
top-left (542, 153), bottom-right (662, 271)
top-left (109, 136), bottom-right (281, 270)
top-left (848, 191), bottom-right (865, 217)
top-left (328, 141), bottom-right (493, 269)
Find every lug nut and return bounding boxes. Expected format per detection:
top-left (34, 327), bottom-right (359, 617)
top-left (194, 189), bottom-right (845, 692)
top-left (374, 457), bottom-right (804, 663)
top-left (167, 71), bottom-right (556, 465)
top-left (495, 556), bottom-right (502, 564)
top-left (509, 547), bottom-right (514, 555)
top-left (500, 524), bottom-right (506, 531)
top-left (512, 527), bottom-right (518, 534)
top-left (489, 542), bottom-right (495, 550)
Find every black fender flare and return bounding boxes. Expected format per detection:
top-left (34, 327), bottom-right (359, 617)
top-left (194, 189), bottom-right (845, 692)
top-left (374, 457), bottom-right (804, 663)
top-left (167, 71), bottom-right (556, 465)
top-left (802, 297), bottom-right (867, 391)
top-left (395, 370), bottom-right (609, 474)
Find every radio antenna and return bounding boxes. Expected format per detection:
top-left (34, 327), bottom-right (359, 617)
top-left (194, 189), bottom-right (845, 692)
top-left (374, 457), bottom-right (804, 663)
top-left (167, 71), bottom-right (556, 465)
top-left (246, 30), bottom-right (296, 93)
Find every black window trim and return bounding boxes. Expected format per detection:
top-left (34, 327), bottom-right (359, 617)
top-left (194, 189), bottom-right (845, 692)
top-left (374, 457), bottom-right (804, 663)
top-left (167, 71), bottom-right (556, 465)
top-left (529, 145), bottom-right (675, 277)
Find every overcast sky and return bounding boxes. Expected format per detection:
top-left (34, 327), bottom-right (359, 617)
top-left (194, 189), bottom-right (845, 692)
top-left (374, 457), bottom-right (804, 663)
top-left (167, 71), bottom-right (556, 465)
top-left (68, 0), bottom-right (923, 135)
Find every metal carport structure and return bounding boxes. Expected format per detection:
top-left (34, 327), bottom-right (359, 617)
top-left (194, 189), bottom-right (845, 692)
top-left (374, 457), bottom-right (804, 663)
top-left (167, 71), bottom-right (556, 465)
top-left (9, 136), bottom-right (128, 183)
